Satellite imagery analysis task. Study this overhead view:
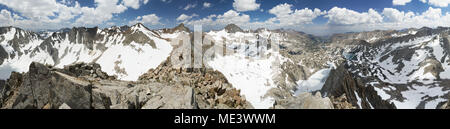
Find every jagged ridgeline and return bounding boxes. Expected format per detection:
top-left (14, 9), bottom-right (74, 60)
top-left (0, 23), bottom-right (449, 109)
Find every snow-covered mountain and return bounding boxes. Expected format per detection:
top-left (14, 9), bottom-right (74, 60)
top-left (337, 27), bottom-right (450, 109)
top-left (1, 23), bottom-right (449, 109)
top-left (202, 25), bottom-right (449, 109)
top-left (0, 23), bottom-right (172, 81)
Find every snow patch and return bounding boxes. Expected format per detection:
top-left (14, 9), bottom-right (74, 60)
top-left (392, 85), bottom-right (447, 109)
top-left (207, 51), bottom-right (285, 109)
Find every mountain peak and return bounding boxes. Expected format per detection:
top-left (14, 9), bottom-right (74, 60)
top-left (130, 23), bottom-right (150, 33)
top-left (224, 24), bottom-right (243, 33)
top-left (172, 23), bottom-right (190, 32)
top-left (134, 23), bottom-right (144, 27)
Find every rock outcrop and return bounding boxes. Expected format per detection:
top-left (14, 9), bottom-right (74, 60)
top-left (440, 100), bottom-right (450, 109)
top-left (273, 92), bottom-right (333, 109)
top-left (0, 62), bottom-right (197, 109)
top-left (224, 24), bottom-right (243, 33)
top-left (321, 63), bottom-right (397, 109)
top-left (138, 58), bottom-right (252, 109)
top-left (56, 62), bottom-right (116, 80)
top-left (330, 94), bottom-right (357, 109)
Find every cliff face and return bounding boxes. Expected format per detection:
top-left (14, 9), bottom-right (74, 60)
top-left (321, 63), bottom-right (397, 109)
top-left (0, 62), bottom-right (197, 109)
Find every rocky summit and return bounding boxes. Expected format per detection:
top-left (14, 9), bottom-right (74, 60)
top-left (1, 23), bottom-right (449, 109)
top-left (0, 62), bottom-right (198, 109)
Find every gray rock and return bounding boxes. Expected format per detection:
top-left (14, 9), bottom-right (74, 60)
top-left (274, 92), bottom-right (333, 109)
top-left (142, 86), bottom-right (196, 109)
top-left (320, 63), bottom-right (396, 109)
top-left (4, 62), bottom-right (94, 109)
top-left (58, 103), bottom-right (71, 109)
top-left (224, 24), bottom-right (243, 33)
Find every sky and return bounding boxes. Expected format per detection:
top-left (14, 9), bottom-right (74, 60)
top-left (0, 0), bottom-right (450, 36)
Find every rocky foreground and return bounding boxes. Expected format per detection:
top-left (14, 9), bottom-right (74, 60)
top-left (0, 61), bottom-right (340, 109)
top-left (0, 62), bottom-right (196, 109)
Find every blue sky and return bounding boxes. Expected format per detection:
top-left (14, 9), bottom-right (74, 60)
top-left (0, 0), bottom-right (449, 35)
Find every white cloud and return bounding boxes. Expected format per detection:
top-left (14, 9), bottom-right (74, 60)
top-left (161, 0), bottom-right (172, 3)
top-left (122, 0), bottom-right (149, 9)
top-left (268, 3), bottom-right (325, 26)
top-left (0, 0), bottom-right (82, 22)
top-left (184, 15), bottom-right (216, 27)
top-left (0, 0), bottom-right (85, 29)
top-left (184, 4), bottom-right (197, 10)
top-left (215, 10), bottom-right (251, 25)
top-left (185, 5), bottom-right (324, 31)
top-left (269, 3), bottom-right (293, 17)
top-left (233, 0), bottom-right (260, 12)
top-left (203, 2), bottom-right (211, 8)
top-left (185, 10), bottom-right (250, 28)
top-left (426, 0), bottom-right (450, 7)
top-left (176, 13), bottom-right (198, 21)
top-left (393, 0), bottom-right (412, 5)
top-left (0, 9), bottom-right (14, 26)
top-left (325, 7), bottom-right (383, 25)
top-left (382, 8), bottom-right (415, 22)
top-left (129, 14), bottom-right (161, 25)
top-left (0, 0), bottom-right (149, 30)
top-left (75, 0), bottom-right (127, 26)
top-left (324, 7), bottom-right (450, 35)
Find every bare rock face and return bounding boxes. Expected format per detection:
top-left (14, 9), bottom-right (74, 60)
top-left (0, 62), bottom-right (198, 109)
top-left (420, 58), bottom-right (444, 79)
top-left (141, 85), bottom-right (195, 109)
top-left (0, 46), bottom-right (7, 64)
top-left (56, 62), bottom-right (116, 80)
top-left (159, 23), bottom-right (190, 34)
top-left (330, 94), bottom-right (357, 109)
top-left (1, 62), bottom-right (96, 109)
top-left (91, 79), bottom-right (196, 109)
top-left (224, 24), bottom-right (243, 33)
top-left (138, 58), bottom-right (252, 109)
top-left (273, 92), bottom-right (333, 109)
top-left (321, 63), bottom-right (396, 109)
top-left (439, 100), bottom-right (450, 109)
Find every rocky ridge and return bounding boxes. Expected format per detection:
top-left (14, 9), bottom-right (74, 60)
top-left (0, 62), bottom-right (197, 109)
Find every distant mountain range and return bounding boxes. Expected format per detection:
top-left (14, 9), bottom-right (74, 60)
top-left (0, 23), bottom-right (449, 109)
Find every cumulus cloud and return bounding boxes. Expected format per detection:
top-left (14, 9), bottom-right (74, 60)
top-left (323, 7), bottom-right (450, 34)
top-left (122, 0), bottom-right (149, 9)
top-left (268, 3), bottom-right (325, 26)
top-left (393, 0), bottom-right (412, 5)
top-left (129, 14), bottom-right (161, 25)
top-left (0, 0), bottom-right (85, 29)
top-left (382, 8), bottom-right (415, 22)
top-left (325, 7), bottom-right (383, 25)
top-left (0, 0), bottom-right (149, 30)
top-left (176, 13), bottom-right (198, 21)
top-left (216, 10), bottom-right (251, 25)
top-left (381, 7), bottom-right (448, 28)
top-left (421, 0), bottom-right (450, 7)
top-left (0, 0), bottom-right (82, 22)
top-left (184, 10), bottom-right (250, 28)
top-left (0, 9), bottom-right (14, 26)
top-left (233, 0), bottom-right (260, 12)
top-left (75, 0), bottom-right (128, 26)
top-left (161, 0), bottom-right (172, 3)
top-left (184, 4), bottom-right (197, 10)
top-left (184, 4), bottom-right (325, 31)
top-left (203, 2), bottom-right (211, 8)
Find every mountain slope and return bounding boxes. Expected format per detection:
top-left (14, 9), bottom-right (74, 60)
top-left (0, 23), bottom-right (172, 81)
